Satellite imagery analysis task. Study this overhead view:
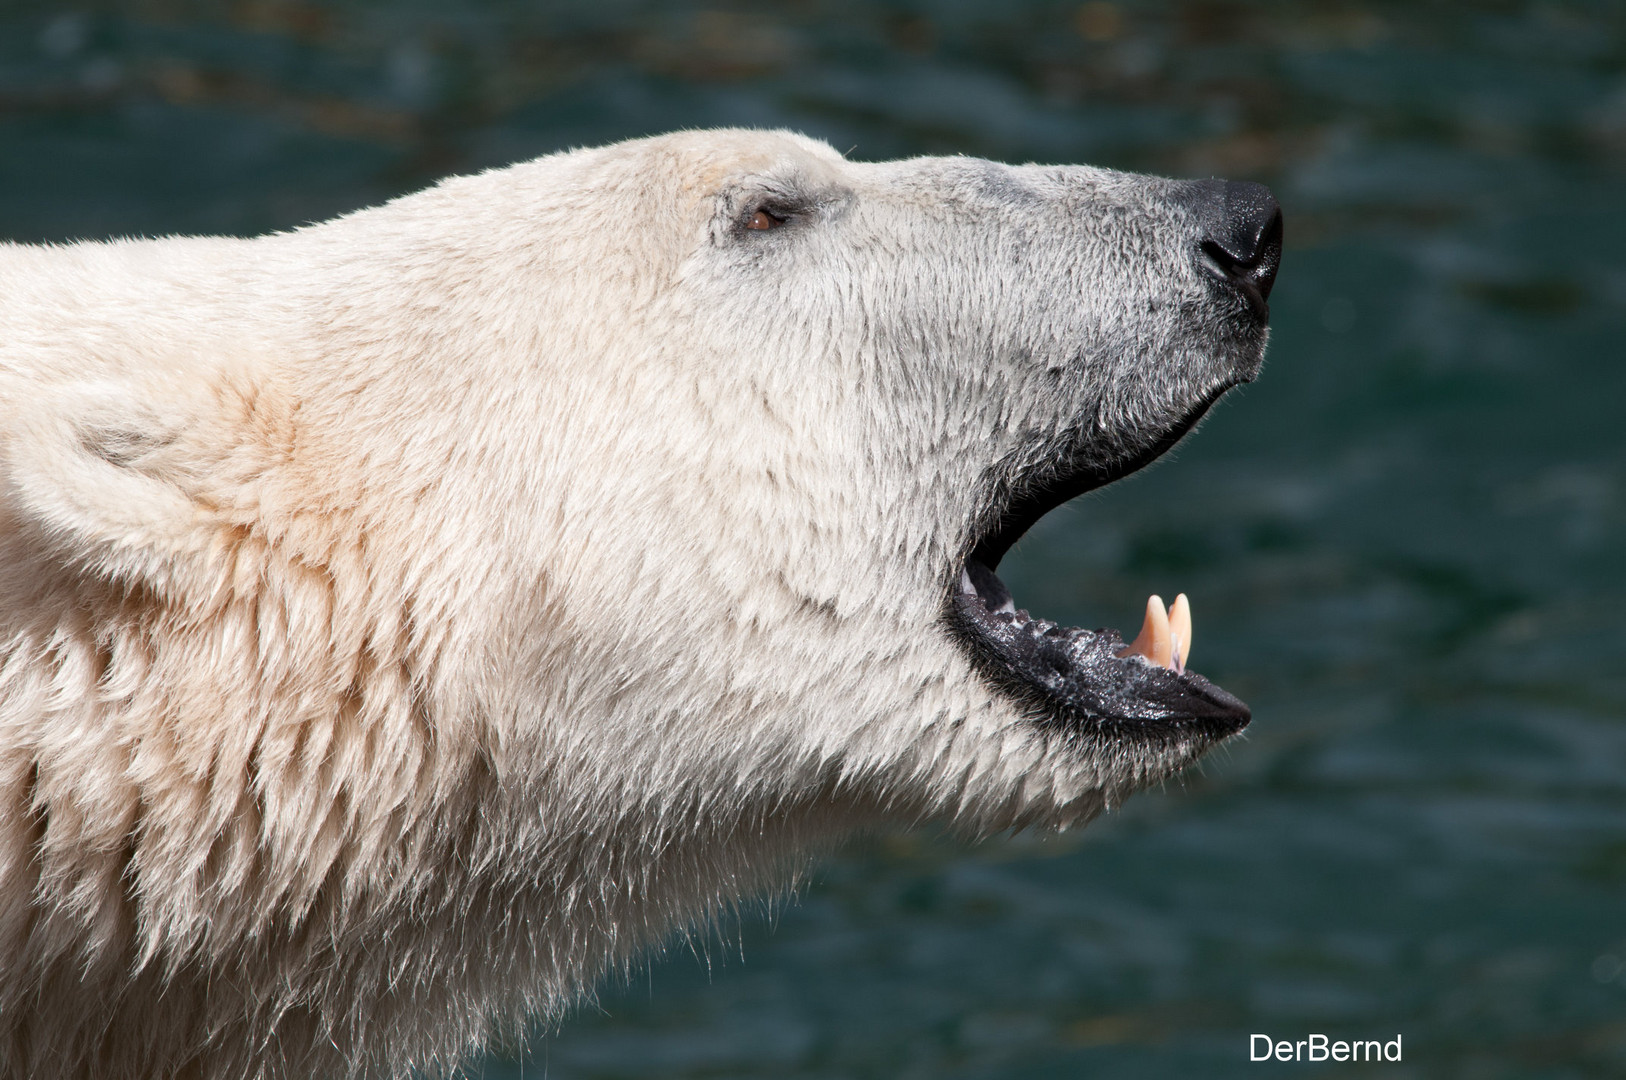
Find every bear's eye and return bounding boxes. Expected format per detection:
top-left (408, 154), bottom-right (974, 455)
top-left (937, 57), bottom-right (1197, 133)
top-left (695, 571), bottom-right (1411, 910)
top-left (746, 207), bottom-right (788, 231)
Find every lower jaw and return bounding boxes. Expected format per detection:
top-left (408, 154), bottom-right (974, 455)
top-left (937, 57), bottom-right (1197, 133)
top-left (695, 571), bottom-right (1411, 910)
top-left (946, 560), bottom-right (1250, 741)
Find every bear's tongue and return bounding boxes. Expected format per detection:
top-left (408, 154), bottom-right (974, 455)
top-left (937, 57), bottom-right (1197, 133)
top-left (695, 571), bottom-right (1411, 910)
top-left (958, 562), bottom-right (1195, 674)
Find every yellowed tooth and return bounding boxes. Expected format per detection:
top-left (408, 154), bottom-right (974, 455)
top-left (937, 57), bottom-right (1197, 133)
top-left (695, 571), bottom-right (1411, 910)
top-left (1151, 597), bottom-right (1174, 669)
top-left (1116, 594), bottom-right (1172, 668)
top-left (1169, 593), bottom-right (1191, 674)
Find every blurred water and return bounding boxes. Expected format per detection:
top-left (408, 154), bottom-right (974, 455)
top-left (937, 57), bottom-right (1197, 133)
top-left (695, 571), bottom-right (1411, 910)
top-left (2, 2), bottom-right (1622, 1076)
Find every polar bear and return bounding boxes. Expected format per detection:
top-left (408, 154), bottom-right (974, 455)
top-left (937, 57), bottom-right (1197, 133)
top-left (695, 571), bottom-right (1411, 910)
top-left (0, 129), bottom-right (1279, 1079)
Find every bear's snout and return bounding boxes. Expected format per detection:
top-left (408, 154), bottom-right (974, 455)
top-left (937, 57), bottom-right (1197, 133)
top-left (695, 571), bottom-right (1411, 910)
top-left (1179, 177), bottom-right (1284, 324)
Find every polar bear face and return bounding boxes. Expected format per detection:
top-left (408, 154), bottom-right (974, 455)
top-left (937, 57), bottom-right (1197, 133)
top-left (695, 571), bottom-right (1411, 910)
top-left (0, 128), bottom-right (1278, 1079)
top-left (421, 129), bottom-right (1275, 833)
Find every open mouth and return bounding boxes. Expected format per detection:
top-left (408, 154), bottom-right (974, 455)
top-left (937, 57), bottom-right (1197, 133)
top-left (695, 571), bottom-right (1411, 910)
top-left (946, 392), bottom-right (1251, 741)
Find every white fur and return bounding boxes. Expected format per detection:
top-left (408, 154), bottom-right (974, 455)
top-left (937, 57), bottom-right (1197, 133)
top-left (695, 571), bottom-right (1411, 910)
top-left (0, 129), bottom-right (1243, 1078)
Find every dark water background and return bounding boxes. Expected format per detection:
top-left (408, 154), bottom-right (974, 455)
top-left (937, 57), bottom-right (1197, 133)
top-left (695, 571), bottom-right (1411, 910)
top-left (3, 2), bottom-right (1623, 1076)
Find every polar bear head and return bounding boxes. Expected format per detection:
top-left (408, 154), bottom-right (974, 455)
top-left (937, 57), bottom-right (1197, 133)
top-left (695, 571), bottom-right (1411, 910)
top-left (375, 128), bottom-right (1275, 828)
top-left (0, 128), bottom-right (1278, 1078)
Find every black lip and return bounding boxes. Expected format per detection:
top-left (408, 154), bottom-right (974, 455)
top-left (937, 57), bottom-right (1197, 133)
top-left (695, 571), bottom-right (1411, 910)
top-left (948, 385), bottom-right (1251, 739)
top-left (971, 386), bottom-right (1229, 571)
top-left (948, 591), bottom-right (1251, 738)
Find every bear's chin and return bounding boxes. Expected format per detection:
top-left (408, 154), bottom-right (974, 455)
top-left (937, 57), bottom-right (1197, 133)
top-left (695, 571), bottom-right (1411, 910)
top-left (944, 384), bottom-right (1252, 741)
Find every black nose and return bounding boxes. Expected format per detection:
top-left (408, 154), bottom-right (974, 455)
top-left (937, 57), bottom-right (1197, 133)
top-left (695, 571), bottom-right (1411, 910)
top-left (1182, 179), bottom-right (1283, 323)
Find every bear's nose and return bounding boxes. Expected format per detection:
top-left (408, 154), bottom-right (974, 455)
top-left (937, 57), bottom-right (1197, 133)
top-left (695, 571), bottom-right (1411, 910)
top-left (1181, 178), bottom-right (1283, 323)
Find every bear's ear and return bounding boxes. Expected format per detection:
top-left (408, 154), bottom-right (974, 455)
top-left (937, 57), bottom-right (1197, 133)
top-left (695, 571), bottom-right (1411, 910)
top-left (1, 378), bottom-right (229, 601)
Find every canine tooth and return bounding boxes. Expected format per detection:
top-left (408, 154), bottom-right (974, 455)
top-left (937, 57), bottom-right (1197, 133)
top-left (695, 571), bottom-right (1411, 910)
top-left (1116, 594), bottom-right (1173, 669)
top-left (1169, 593), bottom-right (1191, 674)
top-left (960, 569), bottom-right (976, 596)
top-left (994, 597), bottom-right (1016, 615)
